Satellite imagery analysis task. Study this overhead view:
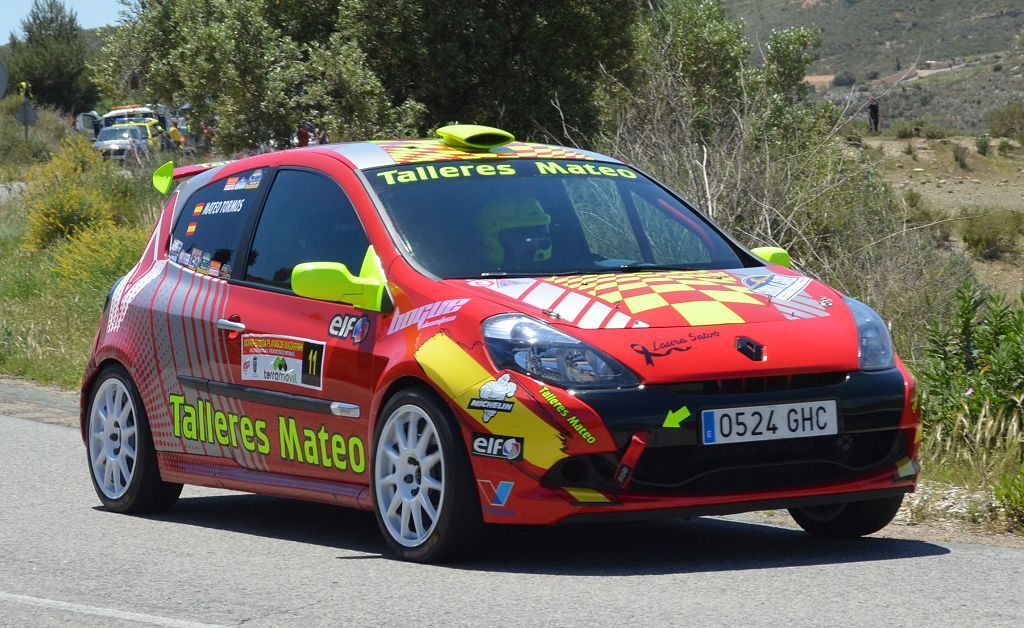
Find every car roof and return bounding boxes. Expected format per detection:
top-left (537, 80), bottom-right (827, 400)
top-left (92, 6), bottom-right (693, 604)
top-left (326, 139), bottom-right (620, 170)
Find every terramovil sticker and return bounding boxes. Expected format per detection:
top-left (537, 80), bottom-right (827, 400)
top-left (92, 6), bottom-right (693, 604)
top-left (468, 374), bottom-right (517, 423)
top-left (241, 334), bottom-right (325, 390)
top-left (387, 298), bottom-right (469, 334)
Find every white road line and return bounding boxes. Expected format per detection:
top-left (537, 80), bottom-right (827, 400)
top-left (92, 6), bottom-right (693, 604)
top-left (0, 591), bottom-right (226, 628)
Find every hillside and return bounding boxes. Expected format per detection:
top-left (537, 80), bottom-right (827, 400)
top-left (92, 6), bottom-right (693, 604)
top-left (880, 51), bottom-right (1024, 132)
top-left (723, 0), bottom-right (1024, 79)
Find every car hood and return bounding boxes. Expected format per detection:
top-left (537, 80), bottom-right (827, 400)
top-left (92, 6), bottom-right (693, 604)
top-left (445, 268), bottom-right (860, 382)
top-left (96, 140), bottom-right (132, 148)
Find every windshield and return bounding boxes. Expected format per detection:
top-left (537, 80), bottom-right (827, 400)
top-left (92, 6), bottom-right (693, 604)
top-left (366, 159), bottom-right (748, 278)
top-left (97, 127), bottom-right (142, 141)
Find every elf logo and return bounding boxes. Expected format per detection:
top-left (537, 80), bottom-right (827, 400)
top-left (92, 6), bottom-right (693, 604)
top-left (329, 314), bottom-right (371, 344)
top-left (471, 433), bottom-right (524, 461)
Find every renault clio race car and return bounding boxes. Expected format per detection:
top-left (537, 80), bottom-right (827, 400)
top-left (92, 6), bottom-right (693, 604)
top-left (82, 125), bottom-right (921, 562)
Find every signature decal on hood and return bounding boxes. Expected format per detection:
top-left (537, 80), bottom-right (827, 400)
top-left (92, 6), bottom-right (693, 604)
top-left (631, 341), bottom-right (691, 366)
top-left (630, 330), bottom-right (720, 366)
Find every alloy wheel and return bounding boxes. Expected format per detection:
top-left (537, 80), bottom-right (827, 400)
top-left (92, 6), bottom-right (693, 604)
top-left (88, 377), bottom-right (138, 499)
top-left (374, 404), bottom-right (445, 547)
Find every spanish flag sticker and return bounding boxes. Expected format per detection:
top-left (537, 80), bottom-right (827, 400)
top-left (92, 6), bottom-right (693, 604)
top-left (192, 203), bottom-right (204, 215)
top-left (186, 222), bottom-right (197, 235)
top-left (224, 177), bottom-right (239, 191)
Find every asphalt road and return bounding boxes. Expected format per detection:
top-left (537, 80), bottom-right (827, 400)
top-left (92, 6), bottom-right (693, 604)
top-left (1, 409), bottom-right (1023, 627)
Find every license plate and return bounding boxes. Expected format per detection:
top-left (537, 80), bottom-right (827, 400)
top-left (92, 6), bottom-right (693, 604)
top-left (701, 400), bottom-right (838, 445)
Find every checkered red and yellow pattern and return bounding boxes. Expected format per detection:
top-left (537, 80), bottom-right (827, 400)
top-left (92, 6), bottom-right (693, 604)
top-left (374, 140), bottom-right (596, 165)
top-left (549, 271), bottom-right (769, 326)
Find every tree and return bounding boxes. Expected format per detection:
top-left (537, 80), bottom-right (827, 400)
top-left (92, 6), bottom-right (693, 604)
top-left (832, 70), bottom-right (857, 87)
top-left (6, 0), bottom-right (98, 112)
top-left (335, 0), bottom-right (638, 140)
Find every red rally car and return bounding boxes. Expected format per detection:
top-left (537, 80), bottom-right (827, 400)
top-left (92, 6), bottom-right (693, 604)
top-left (82, 125), bottom-right (921, 562)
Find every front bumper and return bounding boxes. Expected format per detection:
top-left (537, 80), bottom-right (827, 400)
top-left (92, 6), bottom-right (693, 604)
top-left (550, 368), bottom-right (908, 493)
top-left (484, 367), bottom-right (919, 525)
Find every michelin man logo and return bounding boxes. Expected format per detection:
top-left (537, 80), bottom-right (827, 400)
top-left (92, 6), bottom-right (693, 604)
top-left (467, 374), bottom-right (517, 423)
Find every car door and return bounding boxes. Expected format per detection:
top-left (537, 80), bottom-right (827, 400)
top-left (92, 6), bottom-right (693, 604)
top-left (218, 166), bottom-right (379, 484)
top-left (159, 166), bottom-right (270, 464)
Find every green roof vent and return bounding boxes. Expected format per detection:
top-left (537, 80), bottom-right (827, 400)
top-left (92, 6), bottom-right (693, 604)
top-left (436, 124), bottom-right (515, 150)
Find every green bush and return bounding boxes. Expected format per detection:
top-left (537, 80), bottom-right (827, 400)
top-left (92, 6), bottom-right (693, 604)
top-left (960, 209), bottom-right (1023, 259)
top-left (23, 136), bottom-right (161, 248)
top-left (987, 103), bottom-right (1024, 138)
top-left (996, 468), bottom-right (1024, 530)
top-left (53, 220), bottom-right (151, 294)
top-left (953, 144), bottom-right (969, 169)
top-left (833, 70), bottom-right (856, 87)
top-left (998, 139), bottom-right (1015, 157)
top-left (0, 95), bottom-right (71, 174)
top-left (892, 119), bottom-right (916, 139)
top-left (920, 283), bottom-right (1024, 494)
top-left (975, 134), bottom-right (990, 156)
top-left (24, 138), bottom-right (115, 248)
top-left (923, 125), bottom-right (947, 140)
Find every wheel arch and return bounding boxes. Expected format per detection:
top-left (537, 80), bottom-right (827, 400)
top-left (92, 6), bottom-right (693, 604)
top-left (79, 357), bottom-right (132, 442)
top-left (376, 375), bottom-right (452, 424)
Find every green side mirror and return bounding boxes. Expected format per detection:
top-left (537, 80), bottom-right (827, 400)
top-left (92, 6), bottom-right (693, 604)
top-left (152, 160), bottom-right (174, 195)
top-left (291, 246), bottom-right (387, 311)
top-left (750, 246), bottom-right (791, 268)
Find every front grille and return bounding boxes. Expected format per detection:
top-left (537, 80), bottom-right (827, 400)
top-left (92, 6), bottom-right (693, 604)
top-left (670, 372), bottom-right (848, 395)
top-left (545, 429), bottom-right (905, 496)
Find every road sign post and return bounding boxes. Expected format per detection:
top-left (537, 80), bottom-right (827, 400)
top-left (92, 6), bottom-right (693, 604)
top-left (15, 98), bottom-right (37, 142)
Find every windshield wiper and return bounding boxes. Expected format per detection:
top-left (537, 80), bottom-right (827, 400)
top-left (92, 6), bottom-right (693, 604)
top-left (612, 262), bottom-right (702, 273)
top-left (474, 271), bottom-right (541, 278)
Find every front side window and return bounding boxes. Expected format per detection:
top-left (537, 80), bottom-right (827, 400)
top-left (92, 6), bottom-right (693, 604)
top-left (366, 159), bottom-right (745, 279)
top-left (168, 167), bottom-right (268, 279)
top-left (245, 169), bottom-right (369, 291)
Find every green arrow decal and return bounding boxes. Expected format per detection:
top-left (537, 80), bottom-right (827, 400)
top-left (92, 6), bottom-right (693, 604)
top-left (662, 405), bottom-right (691, 428)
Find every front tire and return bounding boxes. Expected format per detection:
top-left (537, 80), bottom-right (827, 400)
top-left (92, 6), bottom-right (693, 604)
top-left (372, 388), bottom-right (481, 562)
top-left (789, 494), bottom-right (904, 538)
top-left (86, 365), bottom-right (182, 513)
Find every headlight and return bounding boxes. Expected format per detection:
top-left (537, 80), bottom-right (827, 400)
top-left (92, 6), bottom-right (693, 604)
top-left (843, 297), bottom-right (895, 371)
top-left (482, 314), bottom-right (640, 389)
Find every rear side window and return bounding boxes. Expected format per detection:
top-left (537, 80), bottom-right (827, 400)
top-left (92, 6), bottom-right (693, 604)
top-left (169, 168), bottom-right (268, 279)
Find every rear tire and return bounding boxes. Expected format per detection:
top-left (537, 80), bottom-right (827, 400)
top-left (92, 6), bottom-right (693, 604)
top-left (789, 494), bottom-right (904, 538)
top-left (371, 388), bottom-right (481, 562)
top-left (86, 365), bottom-right (182, 513)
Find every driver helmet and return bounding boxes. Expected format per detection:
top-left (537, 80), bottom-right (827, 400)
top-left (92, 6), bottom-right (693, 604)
top-left (476, 196), bottom-right (553, 266)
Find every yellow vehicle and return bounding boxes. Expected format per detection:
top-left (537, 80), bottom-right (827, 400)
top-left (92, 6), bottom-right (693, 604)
top-left (112, 119), bottom-right (163, 152)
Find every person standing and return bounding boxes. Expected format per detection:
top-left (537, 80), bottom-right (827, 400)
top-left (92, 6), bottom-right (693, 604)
top-left (168, 123), bottom-right (184, 151)
top-left (868, 97), bottom-right (881, 133)
top-left (297, 123), bottom-right (311, 147)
